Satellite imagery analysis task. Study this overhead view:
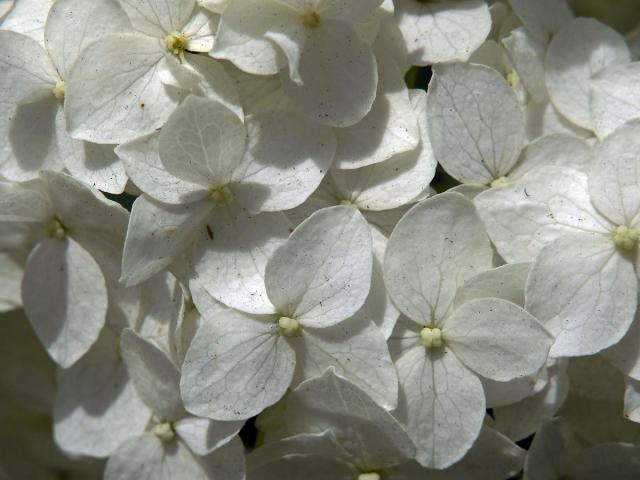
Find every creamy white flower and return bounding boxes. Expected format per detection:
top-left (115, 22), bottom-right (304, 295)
top-left (181, 206), bottom-right (398, 419)
top-left (65, 0), bottom-right (219, 143)
top-left (212, 0), bottom-right (382, 127)
top-left (0, 171), bottom-right (128, 367)
top-left (0, 0), bottom-right (130, 192)
top-left (384, 192), bottom-right (552, 468)
top-left (119, 96), bottom-right (335, 315)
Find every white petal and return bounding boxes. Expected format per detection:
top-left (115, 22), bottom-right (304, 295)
top-left (65, 34), bottom-right (179, 144)
top-left (278, 19), bottom-right (378, 127)
top-left (0, 98), bottom-right (64, 181)
top-left (315, 0), bottom-right (383, 22)
top-left (265, 205), bottom-right (372, 328)
top-left (119, 0), bottom-right (196, 37)
top-left (507, 0), bottom-right (573, 42)
top-left (291, 316), bottom-right (398, 410)
top-left (545, 18), bottom-right (630, 130)
top-left (159, 95), bottom-right (246, 188)
top-left (509, 133), bottom-right (594, 180)
top-left (286, 368), bottom-right (414, 468)
top-left (120, 328), bottom-right (186, 421)
top-left (332, 50), bottom-right (419, 169)
top-left (525, 99), bottom-right (593, 141)
top-left (493, 359), bottom-right (569, 441)
top-left (526, 233), bottom-right (637, 357)
top-left (182, 8), bottom-right (216, 52)
top-left (395, 0), bottom-right (491, 65)
top-left (63, 141), bottom-right (128, 194)
top-left (121, 195), bottom-right (213, 286)
top-left (603, 308), bottom-right (640, 381)
top-left (0, 179), bottom-right (53, 223)
top-left (502, 27), bottom-right (547, 103)
top-left (522, 417), bottom-right (572, 480)
top-left (40, 170), bottom-right (129, 239)
top-left (193, 206), bottom-right (290, 315)
top-left (624, 377), bottom-right (640, 423)
top-left (474, 166), bottom-right (612, 263)
top-left (428, 425), bottom-right (525, 480)
top-left (116, 133), bottom-right (209, 205)
top-left (231, 109), bottom-right (336, 213)
top-left (180, 309), bottom-right (295, 420)
top-left (454, 262), bottom-right (531, 308)
top-left (54, 327), bottom-right (151, 458)
top-left (210, 0), bottom-right (286, 75)
top-left (444, 298), bottom-right (553, 382)
top-left (174, 417), bottom-right (243, 456)
top-left (354, 226), bottom-right (399, 339)
top-left (589, 121), bottom-right (640, 227)
top-left (395, 345), bottom-right (485, 469)
top-left (330, 89), bottom-right (436, 211)
top-left (426, 63), bottom-right (525, 185)
top-left (0, 30), bottom-right (58, 104)
top-left (384, 192), bottom-right (493, 326)
top-left (22, 237), bottom-right (108, 368)
top-left (591, 62), bottom-right (640, 140)
top-left (44, 0), bottom-right (132, 78)
top-left (104, 433), bottom-right (211, 480)
top-left (0, 0), bottom-right (53, 44)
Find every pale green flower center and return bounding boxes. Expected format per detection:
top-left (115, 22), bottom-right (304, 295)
top-left (165, 31), bottom-right (188, 56)
top-left (153, 422), bottom-right (175, 442)
top-left (278, 316), bottom-right (301, 337)
top-left (211, 185), bottom-right (234, 207)
top-left (613, 225), bottom-right (639, 251)
top-left (47, 218), bottom-right (66, 239)
top-left (420, 327), bottom-right (443, 349)
top-left (300, 11), bottom-right (321, 28)
top-left (506, 71), bottom-right (520, 88)
top-left (490, 176), bottom-right (509, 188)
top-left (52, 80), bottom-right (65, 101)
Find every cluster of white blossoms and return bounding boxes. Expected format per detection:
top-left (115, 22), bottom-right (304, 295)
top-left (2, 0), bottom-right (640, 478)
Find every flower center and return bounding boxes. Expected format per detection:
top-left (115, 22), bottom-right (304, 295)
top-left (506, 71), bottom-right (520, 88)
top-left (47, 218), bottom-right (66, 239)
top-left (278, 316), bottom-right (300, 337)
top-left (490, 176), bottom-right (509, 188)
top-left (165, 31), bottom-right (188, 56)
top-left (300, 11), bottom-right (321, 28)
top-left (612, 225), bottom-right (639, 251)
top-left (52, 80), bottom-right (65, 101)
top-left (210, 186), bottom-right (234, 207)
top-left (153, 422), bottom-right (175, 442)
top-left (358, 474), bottom-right (381, 480)
top-left (420, 327), bottom-right (442, 349)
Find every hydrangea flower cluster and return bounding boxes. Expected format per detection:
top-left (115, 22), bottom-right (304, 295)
top-left (2, 0), bottom-right (640, 478)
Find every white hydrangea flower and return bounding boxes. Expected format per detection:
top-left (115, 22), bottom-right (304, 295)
top-left (104, 328), bottom-right (245, 480)
top-left (180, 206), bottom-right (399, 419)
top-left (53, 272), bottom-right (182, 458)
top-left (383, 192), bottom-right (553, 468)
top-left (0, 0), bottom-right (131, 192)
top-left (0, 171), bottom-right (129, 367)
top-left (507, 0), bottom-right (573, 43)
top-left (477, 121), bottom-right (640, 357)
top-left (625, 377), bottom-right (640, 424)
top-left (118, 95), bottom-right (335, 313)
top-left (65, 0), bottom-right (219, 143)
top-left (212, 0), bottom-right (383, 127)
